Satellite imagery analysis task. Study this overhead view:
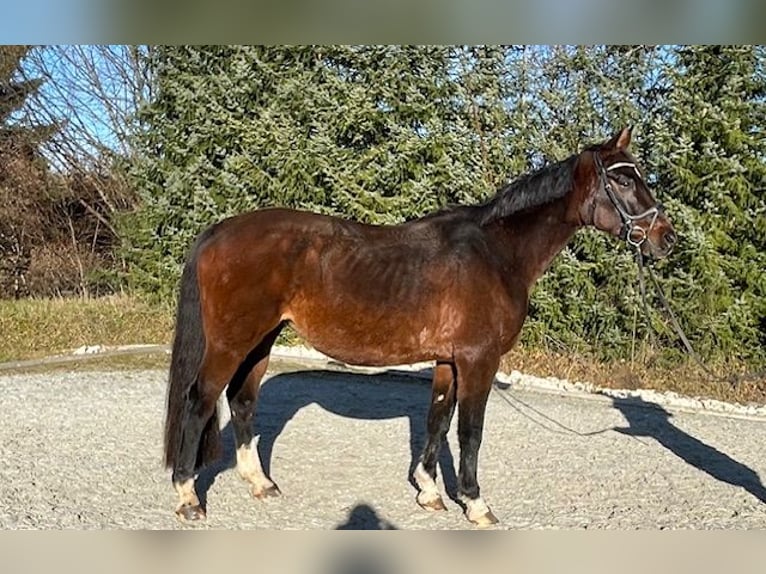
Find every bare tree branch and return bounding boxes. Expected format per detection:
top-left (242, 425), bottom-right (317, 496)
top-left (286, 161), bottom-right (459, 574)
top-left (18, 45), bottom-right (150, 215)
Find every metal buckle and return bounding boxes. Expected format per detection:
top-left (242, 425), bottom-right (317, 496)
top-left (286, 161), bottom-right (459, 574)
top-left (626, 224), bottom-right (647, 247)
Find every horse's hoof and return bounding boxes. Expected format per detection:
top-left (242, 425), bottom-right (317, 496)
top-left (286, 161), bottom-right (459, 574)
top-left (176, 503), bottom-right (206, 522)
top-left (468, 510), bottom-right (499, 528)
top-left (252, 484), bottom-right (281, 500)
top-left (417, 491), bottom-right (447, 512)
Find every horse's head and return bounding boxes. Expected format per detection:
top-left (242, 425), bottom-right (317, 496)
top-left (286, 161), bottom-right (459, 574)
top-left (578, 127), bottom-right (676, 259)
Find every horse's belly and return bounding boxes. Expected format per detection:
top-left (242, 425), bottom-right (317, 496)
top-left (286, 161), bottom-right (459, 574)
top-left (286, 309), bottom-right (448, 367)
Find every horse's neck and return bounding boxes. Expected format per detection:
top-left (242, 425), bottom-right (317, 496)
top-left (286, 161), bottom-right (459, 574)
top-left (490, 198), bottom-right (580, 287)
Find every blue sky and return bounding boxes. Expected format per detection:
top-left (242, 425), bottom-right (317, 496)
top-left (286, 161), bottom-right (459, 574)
top-left (1, 1), bottom-right (94, 42)
top-left (14, 46), bottom-right (142, 169)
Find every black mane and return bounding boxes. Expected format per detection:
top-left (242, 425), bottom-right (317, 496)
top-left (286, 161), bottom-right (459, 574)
top-left (479, 154), bottom-right (577, 224)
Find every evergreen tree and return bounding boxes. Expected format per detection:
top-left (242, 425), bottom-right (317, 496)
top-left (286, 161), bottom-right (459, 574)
top-left (0, 46), bottom-right (57, 297)
top-left (0, 46), bottom-right (50, 151)
top-left (124, 45), bottom-right (765, 368)
top-left (649, 45), bottom-right (766, 364)
top-left (126, 46), bottom-right (487, 295)
top-left (518, 46), bottom-right (664, 357)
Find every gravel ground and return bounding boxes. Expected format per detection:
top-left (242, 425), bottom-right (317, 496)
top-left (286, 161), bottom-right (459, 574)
top-left (1, 359), bottom-right (766, 529)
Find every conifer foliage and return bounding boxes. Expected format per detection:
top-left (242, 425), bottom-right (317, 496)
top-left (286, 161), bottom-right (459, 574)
top-left (126, 45), bottom-right (766, 366)
top-left (649, 46), bottom-right (766, 364)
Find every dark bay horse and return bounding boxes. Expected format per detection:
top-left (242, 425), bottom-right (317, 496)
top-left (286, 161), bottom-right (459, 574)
top-left (164, 127), bottom-right (676, 526)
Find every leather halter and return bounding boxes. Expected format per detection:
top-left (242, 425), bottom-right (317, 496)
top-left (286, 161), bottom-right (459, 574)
top-left (593, 153), bottom-right (664, 248)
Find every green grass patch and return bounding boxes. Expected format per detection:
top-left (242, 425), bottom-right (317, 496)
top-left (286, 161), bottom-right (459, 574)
top-left (0, 293), bottom-right (302, 364)
top-left (0, 295), bottom-right (174, 362)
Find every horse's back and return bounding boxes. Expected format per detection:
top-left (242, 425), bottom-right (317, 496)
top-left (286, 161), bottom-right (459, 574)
top-left (197, 206), bottom-right (445, 276)
top-left (210, 207), bottom-right (354, 241)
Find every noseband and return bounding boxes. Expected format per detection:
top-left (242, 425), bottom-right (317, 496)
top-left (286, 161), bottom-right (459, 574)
top-left (594, 154), bottom-right (664, 248)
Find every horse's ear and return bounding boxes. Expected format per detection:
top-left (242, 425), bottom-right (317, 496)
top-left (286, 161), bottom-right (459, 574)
top-left (604, 126), bottom-right (632, 151)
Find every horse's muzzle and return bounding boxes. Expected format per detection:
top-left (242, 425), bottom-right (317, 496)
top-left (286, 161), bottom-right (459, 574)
top-left (644, 227), bottom-right (676, 259)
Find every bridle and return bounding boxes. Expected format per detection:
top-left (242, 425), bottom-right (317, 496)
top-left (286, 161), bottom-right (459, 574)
top-left (593, 153), bottom-right (664, 249)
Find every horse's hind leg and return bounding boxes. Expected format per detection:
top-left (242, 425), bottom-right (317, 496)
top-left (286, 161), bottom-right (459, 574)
top-left (414, 361), bottom-right (456, 512)
top-left (173, 350), bottom-right (238, 521)
top-left (226, 325), bottom-right (283, 499)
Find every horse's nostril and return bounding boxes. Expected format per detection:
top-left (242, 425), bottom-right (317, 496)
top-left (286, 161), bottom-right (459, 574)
top-left (664, 231), bottom-right (677, 246)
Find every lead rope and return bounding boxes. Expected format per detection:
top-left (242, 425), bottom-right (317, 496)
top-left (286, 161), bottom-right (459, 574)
top-left (635, 248), bottom-right (765, 386)
top-left (635, 248), bottom-right (658, 348)
top-left (491, 384), bottom-right (610, 436)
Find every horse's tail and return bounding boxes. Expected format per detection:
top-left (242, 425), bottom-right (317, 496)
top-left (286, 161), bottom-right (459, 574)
top-left (164, 227), bottom-right (220, 470)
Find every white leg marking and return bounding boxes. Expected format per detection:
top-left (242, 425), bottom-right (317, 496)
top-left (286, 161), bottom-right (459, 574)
top-left (236, 439), bottom-right (264, 478)
top-left (236, 438), bottom-right (276, 496)
top-left (414, 462), bottom-right (437, 492)
top-left (414, 462), bottom-right (444, 509)
top-left (174, 478), bottom-right (199, 507)
top-left (459, 495), bottom-right (497, 526)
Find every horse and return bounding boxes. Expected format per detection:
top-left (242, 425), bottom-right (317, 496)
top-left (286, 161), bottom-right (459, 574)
top-left (163, 127), bottom-right (676, 527)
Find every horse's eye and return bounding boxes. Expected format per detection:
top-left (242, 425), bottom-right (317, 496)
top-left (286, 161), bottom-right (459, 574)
top-left (615, 175), bottom-right (633, 188)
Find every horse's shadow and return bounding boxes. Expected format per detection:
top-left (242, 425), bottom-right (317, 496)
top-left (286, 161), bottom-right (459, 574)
top-left (611, 395), bottom-right (766, 503)
top-left (335, 503), bottom-right (399, 530)
top-left (196, 368), bottom-right (457, 509)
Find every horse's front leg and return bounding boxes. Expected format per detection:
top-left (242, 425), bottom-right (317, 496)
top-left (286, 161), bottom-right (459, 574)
top-left (455, 354), bottom-right (499, 527)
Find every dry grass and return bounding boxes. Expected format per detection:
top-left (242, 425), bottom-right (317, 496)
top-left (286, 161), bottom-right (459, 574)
top-left (501, 346), bottom-right (766, 406)
top-left (0, 295), bottom-right (174, 362)
top-left (0, 352), bottom-right (171, 376)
